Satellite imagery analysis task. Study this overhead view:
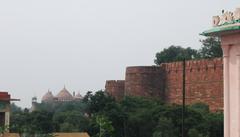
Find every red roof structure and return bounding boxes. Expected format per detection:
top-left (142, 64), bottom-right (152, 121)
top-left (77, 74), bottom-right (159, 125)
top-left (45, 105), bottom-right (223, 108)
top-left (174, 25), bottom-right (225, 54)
top-left (0, 92), bottom-right (10, 101)
top-left (0, 92), bottom-right (20, 102)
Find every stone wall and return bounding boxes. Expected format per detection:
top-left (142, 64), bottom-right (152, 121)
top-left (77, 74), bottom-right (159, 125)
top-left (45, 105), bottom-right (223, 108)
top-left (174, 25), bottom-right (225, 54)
top-left (105, 80), bottom-right (125, 101)
top-left (105, 58), bottom-right (223, 111)
top-left (125, 66), bottom-right (165, 100)
top-left (163, 58), bottom-right (223, 111)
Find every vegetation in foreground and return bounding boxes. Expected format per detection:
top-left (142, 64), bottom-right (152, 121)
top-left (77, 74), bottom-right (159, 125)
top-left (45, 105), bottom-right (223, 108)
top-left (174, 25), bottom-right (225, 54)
top-left (10, 91), bottom-right (223, 137)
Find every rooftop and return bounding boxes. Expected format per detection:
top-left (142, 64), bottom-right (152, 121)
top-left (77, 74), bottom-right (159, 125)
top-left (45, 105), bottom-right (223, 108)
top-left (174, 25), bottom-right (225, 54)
top-left (202, 8), bottom-right (240, 36)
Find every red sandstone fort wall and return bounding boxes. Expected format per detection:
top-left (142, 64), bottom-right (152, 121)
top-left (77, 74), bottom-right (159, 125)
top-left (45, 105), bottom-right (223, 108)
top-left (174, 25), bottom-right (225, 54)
top-left (105, 80), bottom-right (125, 101)
top-left (105, 58), bottom-right (223, 111)
top-left (125, 66), bottom-right (165, 99)
top-left (162, 58), bottom-right (223, 111)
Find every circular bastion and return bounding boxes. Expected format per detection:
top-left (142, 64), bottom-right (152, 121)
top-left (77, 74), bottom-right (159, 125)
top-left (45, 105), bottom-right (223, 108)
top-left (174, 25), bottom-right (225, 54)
top-left (125, 66), bottom-right (165, 99)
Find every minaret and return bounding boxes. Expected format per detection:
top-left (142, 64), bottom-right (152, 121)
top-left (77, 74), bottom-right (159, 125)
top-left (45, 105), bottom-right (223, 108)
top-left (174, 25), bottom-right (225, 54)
top-left (30, 96), bottom-right (38, 112)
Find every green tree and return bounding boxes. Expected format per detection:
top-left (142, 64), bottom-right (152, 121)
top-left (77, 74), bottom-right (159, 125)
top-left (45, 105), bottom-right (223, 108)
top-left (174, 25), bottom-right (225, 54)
top-left (10, 103), bottom-right (22, 113)
top-left (205, 113), bottom-right (223, 137)
top-left (188, 129), bottom-right (203, 137)
top-left (153, 117), bottom-right (176, 137)
top-left (154, 37), bottom-right (222, 65)
top-left (53, 111), bottom-right (89, 132)
top-left (10, 110), bottom-right (53, 135)
top-left (87, 91), bottom-right (115, 114)
top-left (189, 103), bottom-right (209, 114)
top-left (10, 92), bottom-right (224, 137)
top-left (30, 111), bottom-right (54, 134)
top-left (95, 115), bottom-right (114, 137)
top-left (10, 111), bottom-right (29, 134)
top-left (198, 37), bottom-right (222, 59)
top-left (154, 46), bottom-right (198, 65)
top-left (120, 96), bottom-right (164, 137)
top-left (59, 123), bottom-right (76, 132)
top-left (0, 125), bottom-right (9, 136)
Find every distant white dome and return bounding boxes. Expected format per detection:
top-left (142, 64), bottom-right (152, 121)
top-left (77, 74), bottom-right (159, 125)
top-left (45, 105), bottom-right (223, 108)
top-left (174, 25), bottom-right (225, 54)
top-left (42, 90), bottom-right (54, 102)
top-left (56, 86), bottom-right (73, 101)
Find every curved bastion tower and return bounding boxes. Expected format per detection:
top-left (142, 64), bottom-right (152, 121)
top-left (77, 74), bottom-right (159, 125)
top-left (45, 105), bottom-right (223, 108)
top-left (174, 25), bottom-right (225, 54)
top-left (105, 58), bottom-right (223, 112)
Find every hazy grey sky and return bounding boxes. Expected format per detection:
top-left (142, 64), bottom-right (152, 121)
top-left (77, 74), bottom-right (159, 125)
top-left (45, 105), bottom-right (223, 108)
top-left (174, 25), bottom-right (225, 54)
top-left (0, 1), bottom-right (238, 107)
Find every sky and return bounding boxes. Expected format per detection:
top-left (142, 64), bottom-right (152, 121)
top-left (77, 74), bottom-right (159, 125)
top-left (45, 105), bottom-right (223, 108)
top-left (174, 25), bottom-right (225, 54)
top-left (0, 0), bottom-right (239, 108)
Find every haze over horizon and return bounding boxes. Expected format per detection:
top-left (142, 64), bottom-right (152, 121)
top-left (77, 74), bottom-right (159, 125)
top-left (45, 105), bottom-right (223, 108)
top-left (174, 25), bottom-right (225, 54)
top-left (0, 1), bottom-right (238, 108)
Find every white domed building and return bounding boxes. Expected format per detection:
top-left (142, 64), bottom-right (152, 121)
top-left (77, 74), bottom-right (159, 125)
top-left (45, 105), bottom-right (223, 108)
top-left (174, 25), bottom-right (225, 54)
top-left (56, 87), bottom-right (73, 101)
top-left (41, 86), bottom-right (82, 103)
top-left (42, 90), bottom-right (55, 103)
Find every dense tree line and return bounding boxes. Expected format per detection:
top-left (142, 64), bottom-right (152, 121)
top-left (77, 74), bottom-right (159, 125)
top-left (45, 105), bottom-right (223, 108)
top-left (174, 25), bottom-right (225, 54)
top-left (9, 91), bottom-right (223, 137)
top-left (154, 37), bottom-right (222, 65)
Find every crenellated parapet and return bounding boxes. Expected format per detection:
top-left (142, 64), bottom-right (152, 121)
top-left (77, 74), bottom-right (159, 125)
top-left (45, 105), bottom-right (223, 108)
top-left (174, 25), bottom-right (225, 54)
top-left (105, 80), bottom-right (125, 101)
top-left (162, 58), bottom-right (223, 71)
top-left (163, 58), bottom-right (223, 111)
top-left (105, 58), bottom-right (224, 111)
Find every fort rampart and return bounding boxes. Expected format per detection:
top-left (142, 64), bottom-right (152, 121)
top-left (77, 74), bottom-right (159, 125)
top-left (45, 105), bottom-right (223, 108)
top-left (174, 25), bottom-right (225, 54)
top-left (105, 58), bottom-right (223, 111)
top-left (105, 80), bottom-right (125, 101)
top-left (125, 66), bottom-right (165, 100)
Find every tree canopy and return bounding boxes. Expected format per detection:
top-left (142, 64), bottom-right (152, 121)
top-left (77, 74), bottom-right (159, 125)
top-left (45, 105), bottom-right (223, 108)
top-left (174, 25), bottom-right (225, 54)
top-left (10, 91), bottom-right (223, 137)
top-left (198, 37), bottom-right (222, 59)
top-left (154, 46), bottom-right (198, 65)
top-left (154, 37), bottom-right (222, 65)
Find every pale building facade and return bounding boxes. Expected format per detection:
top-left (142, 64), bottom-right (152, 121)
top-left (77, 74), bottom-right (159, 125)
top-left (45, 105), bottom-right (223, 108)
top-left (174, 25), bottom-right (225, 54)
top-left (202, 7), bottom-right (240, 137)
top-left (41, 86), bottom-right (82, 103)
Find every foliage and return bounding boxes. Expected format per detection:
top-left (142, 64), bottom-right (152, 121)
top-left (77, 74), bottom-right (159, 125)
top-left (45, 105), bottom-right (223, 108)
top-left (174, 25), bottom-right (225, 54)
top-left (189, 103), bottom-right (209, 114)
top-left (95, 115), bottom-right (114, 137)
top-left (198, 37), bottom-right (222, 59)
top-left (153, 117), bottom-right (175, 137)
top-left (10, 91), bottom-right (223, 137)
top-left (10, 111), bottom-right (53, 135)
top-left (205, 113), bottom-right (223, 137)
top-left (154, 46), bottom-right (198, 65)
top-left (188, 129), bottom-right (203, 137)
top-left (10, 103), bottom-right (22, 113)
top-left (53, 111), bottom-right (89, 132)
top-left (154, 37), bottom-right (222, 65)
top-left (0, 125), bottom-right (9, 135)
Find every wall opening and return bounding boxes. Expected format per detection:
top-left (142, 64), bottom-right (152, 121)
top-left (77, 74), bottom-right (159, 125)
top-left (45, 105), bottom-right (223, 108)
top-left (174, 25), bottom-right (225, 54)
top-left (0, 112), bottom-right (5, 127)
